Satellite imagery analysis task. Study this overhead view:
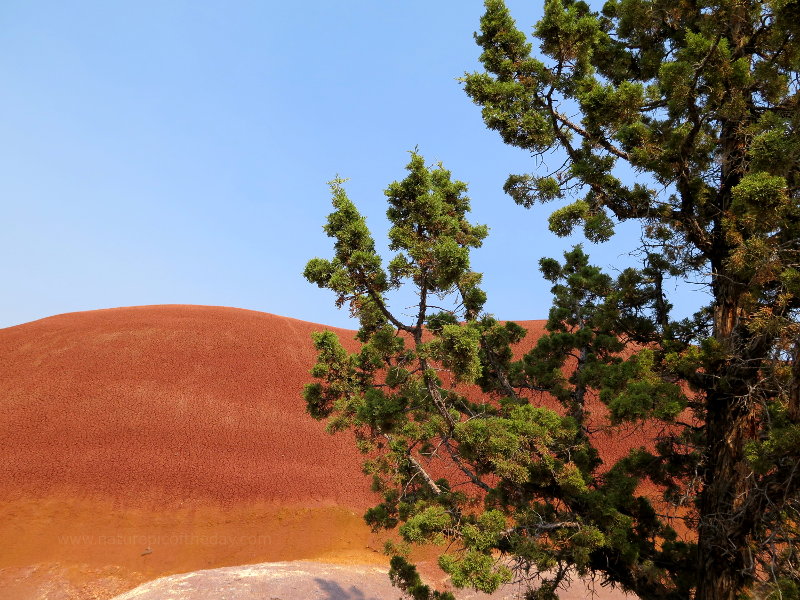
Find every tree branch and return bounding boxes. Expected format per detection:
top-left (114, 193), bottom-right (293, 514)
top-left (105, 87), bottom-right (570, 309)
top-left (443, 439), bottom-right (491, 492)
top-left (502, 521), bottom-right (581, 537)
top-left (553, 109), bottom-right (630, 161)
top-left (364, 287), bottom-right (414, 334)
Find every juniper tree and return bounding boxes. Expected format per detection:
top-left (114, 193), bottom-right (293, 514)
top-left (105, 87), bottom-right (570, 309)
top-left (303, 0), bottom-right (800, 597)
top-left (458, 0), bottom-right (800, 598)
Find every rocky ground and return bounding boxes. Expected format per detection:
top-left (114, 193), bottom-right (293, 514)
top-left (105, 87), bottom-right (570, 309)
top-left (110, 560), bottom-right (633, 600)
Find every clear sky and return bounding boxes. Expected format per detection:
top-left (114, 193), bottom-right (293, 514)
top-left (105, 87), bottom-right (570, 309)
top-left (0, 1), bottom-right (700, 330)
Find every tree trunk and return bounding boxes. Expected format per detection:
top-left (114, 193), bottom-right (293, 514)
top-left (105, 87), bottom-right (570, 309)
top-left (696, 292), bottom-right (758, 600)
top-left (696, 390), bottom-right (752, 600)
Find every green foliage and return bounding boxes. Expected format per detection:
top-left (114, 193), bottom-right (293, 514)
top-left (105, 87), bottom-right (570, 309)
top-left (389, 556), bottom-right (456, 600)
top-left (302, 154), bottom-right (702, 599)
top-left (459, 0), bottom-right (800, 597)
top-left (433, 323), bottom-right (483, 383)
top-left (302, 1), bottom-right (800, 598)
top-left (439, 550), bottom-right (513, 593)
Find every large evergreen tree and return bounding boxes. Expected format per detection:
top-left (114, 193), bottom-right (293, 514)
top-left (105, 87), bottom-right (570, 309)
top-left (303, 1), bottom-right (800, 598)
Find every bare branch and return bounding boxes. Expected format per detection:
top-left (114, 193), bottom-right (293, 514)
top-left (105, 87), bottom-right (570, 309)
top-left (385, 434), bottom-right (442, 496)
top-left (443, 439), bottom-right (491, 492)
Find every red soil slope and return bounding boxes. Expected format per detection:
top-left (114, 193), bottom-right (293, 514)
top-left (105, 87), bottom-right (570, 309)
top-left (0, 305), bottom-right (655, 600)
top-left (0, 305), bottom-right (386, 599)
top-left (1, 304), bottom-right (373, 506)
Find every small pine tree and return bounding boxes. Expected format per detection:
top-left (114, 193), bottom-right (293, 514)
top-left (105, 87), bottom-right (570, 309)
top-left (304, 154), bottom-right (681, 599)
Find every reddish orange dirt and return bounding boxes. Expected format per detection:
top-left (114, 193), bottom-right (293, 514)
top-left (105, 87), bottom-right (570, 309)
top-left (0, 305), bottom-right (387, 599)
top-left (0, 305), bottom-right (658, 599)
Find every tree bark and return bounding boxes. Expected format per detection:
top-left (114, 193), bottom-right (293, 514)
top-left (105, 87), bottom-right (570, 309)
top-left (696, 286), bottom-right (758, 599)
top-left (696, 388), bottom-right (753, 600)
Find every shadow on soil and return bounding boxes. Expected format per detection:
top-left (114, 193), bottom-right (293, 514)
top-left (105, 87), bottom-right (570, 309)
top-left (314, 577), bottom-right (388, 600)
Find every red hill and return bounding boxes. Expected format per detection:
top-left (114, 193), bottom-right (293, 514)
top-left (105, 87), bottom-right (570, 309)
top-left (1, 304), bottom-right (374, 506)
top-left (0, 305), bottom-right (391, 598)
top-left (0, 305), bottom-right (651, 599)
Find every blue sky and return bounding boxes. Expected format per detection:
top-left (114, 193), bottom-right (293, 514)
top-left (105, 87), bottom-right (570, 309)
top-left (0, 1), bottom-right (698, 330)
